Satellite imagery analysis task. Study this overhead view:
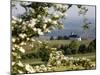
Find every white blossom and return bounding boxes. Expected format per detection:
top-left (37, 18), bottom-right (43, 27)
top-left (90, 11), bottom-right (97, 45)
top-left (31, 38), bottom-right (35, 42)
top-left (12, 47), bottom-right (15, 51)
top-left (19, 47), bottom-right (25, 53)
top-left (38, 40), bottom-right (42, 44)
top-left (54, 14), bottom-right (59, 18)
top-left (17, 61), bottom-right (24, 67)
top-left (52, 20), bottom-right (57, 25)
top-left (12, 62), bottom-right (15, 66)
top-left (56, 4), bottom-right (63, 9)
top-left (25, 64), bottom-right (36, 73)
top-left (12, 38), bottom-right (16, 43)
top-left (12, 52), bottom-right (17, 56)
top-left (37, 15), bottom-right (41, 18)
top-left (44, 7), bottom-right (48, 11)
top-left (18, 70), bottom-right (23, 73)
top-left (40, 64), bottom-right (45, 68)
top-left (18, 18), bottom-right (22, 22)
top-left (12, 20), bottom-right (16, 24)
top-left (27, 38), bottom-right (30, 41)
top-left (82, 57), bottom-right (87, 60)
top-left (22, 22), bottom-right (26, 25)
top-left (35, 65), bottom-right (40, 72)
top-left (19, 33), bottom-right (27, 39)
top-left (44, 19), bottom-right (48, 23)
top-left (37, 28), bottom-right (44, 35)
top-left (29, 19), bottom-right (36, 27)
top-left (12, 16), bottom-right (18, 21)
top-left (20, 42), bottom-right (26, 45)
top-left (56, 60), bottom-right (61, 65)
top-left (14, 44), bottom-right (19, 48)
top-left (33, 28), bottom-right (37, 31)
top-left (59, 12), bottom-right (64, 16)
top-left (63, 57), bottom-right (68, 60)
top-left (51, 48), bottom-right (57, 50)
top-left (43, 24), bottom-right (47, 29)
top-left (48, 18), bottom-right (52, 22)
top-left (45, 29), bottom-right (51, 33)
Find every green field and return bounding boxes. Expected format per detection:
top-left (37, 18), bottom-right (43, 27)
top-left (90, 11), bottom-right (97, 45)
top-left (22, 39), bottom-right (96, 69)
top-left (46, 40), bottom-right (91, 47)
top-left (22, 52), bottom-right (96, 65)
top-left (24, 39), bottom-right (92, 53)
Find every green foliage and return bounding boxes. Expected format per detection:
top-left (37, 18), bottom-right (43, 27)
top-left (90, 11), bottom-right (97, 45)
top-left (57, 36), bottom-right (64, 40)
top-left (78, 44), bottom-right (87, 53)
top-left (87, 39), bottom-right (96, 52)
top-left (69, 40), bottom-right (79, 54)
top-left (57, 35), bottom-right (69, 40)
top-left (50, 36), bottom-right (54, 40)
top-left (64, 48), bottom-right (72, 55)
top-left (38, 48), bottom-right (50, 62)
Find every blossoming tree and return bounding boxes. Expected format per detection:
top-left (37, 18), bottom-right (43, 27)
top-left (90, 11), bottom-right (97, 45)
top-left (11, 1), bottom-right (90, 74)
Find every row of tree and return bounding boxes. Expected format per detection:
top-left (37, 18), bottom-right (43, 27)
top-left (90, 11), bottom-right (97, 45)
top-left (50, 35), bottom-right (69, 40)
top-left (58, 39), bottom-right (96, 55)
top-left (22, 39), bottom-right (96, 62)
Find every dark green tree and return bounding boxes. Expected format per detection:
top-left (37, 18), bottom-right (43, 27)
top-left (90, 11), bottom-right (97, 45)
top-left (78, 44), bottom-right (87, 53)
top-left (87, 39), bottom-right (96, 52)
top-left (69, 40), bottom-right (79, 54)
top-left (50, 36), bottom-right (54, 40)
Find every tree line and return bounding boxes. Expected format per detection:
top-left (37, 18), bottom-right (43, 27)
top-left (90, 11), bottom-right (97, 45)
top-left (50, 35), bottom-right (70, 40)
top-left (22, 39), bottom-right (96, 62)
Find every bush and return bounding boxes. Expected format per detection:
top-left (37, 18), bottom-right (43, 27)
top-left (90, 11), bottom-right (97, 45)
top-left (63, 35), bottom-right (69, 40)
top-left (38, 43), bottom-right (50, 62)
top-left (50, 36), bottom-right (54, 40)
top-left (57, 36), bottom-right (63, 40)
top-left (39, 49), bottom-right (50, 62)
top-left (78, 44), bottom-right (87, 53)
top-left (87, 39), bottom-right (96, 52)
top-left (58, 44), bottom-right (68, 54)
top-left (64, 48), bottom-right (72, 55)
top-left (69, 40), bottom-right (79, 54)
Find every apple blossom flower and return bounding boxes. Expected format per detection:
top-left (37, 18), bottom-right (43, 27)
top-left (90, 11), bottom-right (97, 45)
top-left (19, 33), bottom-right (27, 39)
top-left (19, 47), bottom-right (25, 53)
top-left (25, 64), bottom-right (36, 73)
top-left (43, 24), bottom-right (47, 29)
top-left (52, 20), bottom-right (57, 25)
top-left (17, 61), bottom-right (24, 67)
top-left (37, 28), bottom-right (44, 35)
top-left (37, 15), bottom-right (41, 18)
top-left (12, 20), bottom-right (16, 24)
top-left (12, 38), bottom-right (16, 43)
top-left (18, 70), bottom-right (23, 73)
top-left (48, 18), bottom-right (52, 22)
top-left (12, 52), bottom-right (17, 56)
top-left (12, 62), bottom-right (15, 66)
top-left (20, 42), bottom-right (26, 45)
top-left (33, 28), bottom-right (37, 31)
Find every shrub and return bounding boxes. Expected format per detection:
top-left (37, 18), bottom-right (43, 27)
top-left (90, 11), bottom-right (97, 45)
top-left (50, 36), bottom-right (54, 40)
top-left (78, 44), bottom-right (87, 53)
top-left (69, 40), bottom-right (79, 54)
top-left (87, 39), bottom-right (96, 52)
top-left (64, 48), bottom-right (72, 55)
top-left (38, 43), bottom-right (50, 62)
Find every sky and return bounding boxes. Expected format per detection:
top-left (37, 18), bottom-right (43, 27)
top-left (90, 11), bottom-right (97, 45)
top-left (12, 2), bottom-right (95, 30)
top-left (63, 5), bottom-right (95, 30)
top-left (12, 2), bottom-right (96, 39)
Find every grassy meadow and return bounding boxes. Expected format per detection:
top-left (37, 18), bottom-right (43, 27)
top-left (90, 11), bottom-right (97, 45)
top-left (22, 39), bottom-right (96, 69)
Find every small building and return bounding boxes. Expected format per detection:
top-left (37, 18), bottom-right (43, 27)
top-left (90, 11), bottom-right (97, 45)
top-left (69, 32), bottom-right (81, 41)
